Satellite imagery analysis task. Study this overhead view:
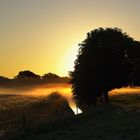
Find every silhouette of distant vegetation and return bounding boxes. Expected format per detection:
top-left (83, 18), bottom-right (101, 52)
top-left (42, 73), bottom-right (60, 81)
top-left (14, 70), bottom-right (41, 80)
top-left (14, 71), bottom-right (61, 81)
top-left (0, 71), bottom-right (70, 87)
top-left (0, 76), bottom-right (10, 82)
top-left (70, 27), bottom-right (140, 110)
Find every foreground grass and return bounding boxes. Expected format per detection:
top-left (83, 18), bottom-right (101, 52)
top-left (110, 92), bottom-right (140, 111)
top-left (12, 93), bottom-right (140, 140)
top-left (0, 92), bottom-right (73, 121)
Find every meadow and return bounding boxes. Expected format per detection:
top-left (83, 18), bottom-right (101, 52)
top-left (0, 84), bottom-right (140, 140)
top-left (11, 91), bottom-right (140, 140)
top-left (0, 83), bottom-right (76, 122)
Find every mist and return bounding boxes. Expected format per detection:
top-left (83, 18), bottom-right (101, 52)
top-left (0, 83), bottom-right (78, 112)
top-left (0, 83), bottom-right (139, 114)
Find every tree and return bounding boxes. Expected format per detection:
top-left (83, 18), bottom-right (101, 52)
top-left (14, 70), bottom-right (41, 80)
top-left (130, 42), bottom-right (140, 86)
top-left (70, 28), bottom-right (140, 110)
top-left (0, 76), bottom-right (10, 82)
top-left (41, 73), bottom-right (59, 80)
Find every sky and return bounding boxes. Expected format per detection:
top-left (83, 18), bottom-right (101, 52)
top-left (0, 0), bottom-right (140, 78)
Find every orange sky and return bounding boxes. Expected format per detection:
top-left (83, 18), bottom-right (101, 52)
top-left (0, 0), bottom-right (140, 78)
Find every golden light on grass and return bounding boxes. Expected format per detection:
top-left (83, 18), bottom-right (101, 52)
top-left (110, 87), bottom-right (140, 95)
top-left (0, 83), bottom-right (83, 114)
top-left (0, 84), bottom-right (139, 115)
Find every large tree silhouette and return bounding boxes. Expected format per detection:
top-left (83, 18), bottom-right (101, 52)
top-left (70, 28), bottom-right (140, 110)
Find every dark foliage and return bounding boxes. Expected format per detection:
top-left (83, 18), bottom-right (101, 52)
top-left (0, 76), bottom-right (12, 88)
top-left (14, 70), bottom-right (41, 80)
top-left (0, 76), bottom-right (10, 82)
top-left (70, 27), bottom-right (140, 109)
top-left (42, 73), bottom-right (60, 80)
top-left (0, 71), bottom-right (69, 87)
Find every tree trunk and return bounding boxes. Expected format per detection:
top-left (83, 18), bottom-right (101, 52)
top-left (104, 92), bottom-right (109, 103)
top-left (100, 94), bottom-right (104, 103)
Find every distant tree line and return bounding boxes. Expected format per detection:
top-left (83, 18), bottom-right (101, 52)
top-left (0, 70), bottom-right (70, 85)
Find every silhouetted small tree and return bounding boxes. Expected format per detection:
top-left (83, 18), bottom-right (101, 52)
top-left (70, 28), bottom-right (140, 110)
top-left (0, 76), bottom-right (10, 82)
top-left (14, 70), bottom-right (41, 80)
top-left (41, 73), bottom-right (59, 80)
top-left (0, 76), bottom-right (10, 81)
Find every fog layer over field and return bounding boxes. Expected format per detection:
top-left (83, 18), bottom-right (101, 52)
top-left (0, 83), bottom-right (140, 113)
top-left (0, 84), bottom-right (80, 113)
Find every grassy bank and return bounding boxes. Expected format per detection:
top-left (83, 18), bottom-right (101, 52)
top-left (10, 92), bottom-right (140, 140)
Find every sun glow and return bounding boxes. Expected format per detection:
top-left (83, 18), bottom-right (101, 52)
top-left (57, 45), bottom-right (79, 76)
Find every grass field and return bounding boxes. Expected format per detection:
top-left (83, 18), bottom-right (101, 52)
top-left (0, 85), bottom-right (140, 140)
top-left (19, 108), bottom-right (139, 140)
top-left (8, 92), bottom-right (139, 140)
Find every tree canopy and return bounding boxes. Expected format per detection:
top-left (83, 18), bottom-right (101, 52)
top-left (0, 76), bottom-right (10, 82)
top-left (14, 70), bottom-right (41, 80)
top-left (42, 73), bottom-right (60, 80)
top-left (70, 28), bottom-right (140, 110)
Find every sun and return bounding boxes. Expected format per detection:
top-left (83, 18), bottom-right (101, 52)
top-left (65, 46), bottom-right (78, 71)
top-left (58, 45), bottom-right (79, 76)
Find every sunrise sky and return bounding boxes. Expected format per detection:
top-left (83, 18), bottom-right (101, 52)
top-left (0, 0), bottom-right (140, 78)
